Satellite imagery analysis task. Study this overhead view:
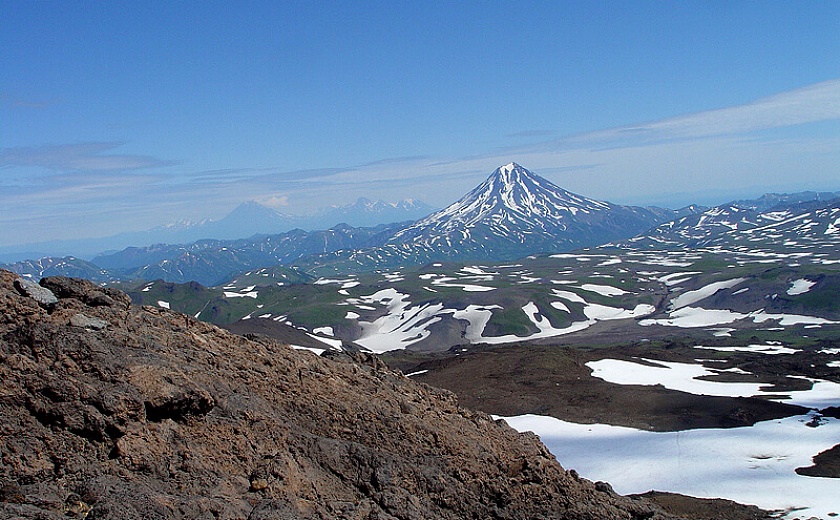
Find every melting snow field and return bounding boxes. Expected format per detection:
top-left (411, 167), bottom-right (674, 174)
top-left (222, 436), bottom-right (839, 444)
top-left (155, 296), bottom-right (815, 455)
top-left (344, 281), bottom-right (657, 351)
top-left (290, 345), bottom-right (325, 356)
top-left (587, 358), bottom-right (840, 409)
top-left (694, 343), bottom-right (801, 355)
top-left (223, 287), bottom-right (259, 298)
top-left (351, 288), bottom-right (445, 353)
top-left (577, 283), bottom-right (630, 296)
top-left (501, 354), bottom-right (840, 518)
top-left (640, 306), bottom-right (837, 329)
top-left (640, 306), bottom-right (747, 328)
top-left (503, 413), bottom-right (840, 519)
top-left (668, 277), bottom-right (746, 310)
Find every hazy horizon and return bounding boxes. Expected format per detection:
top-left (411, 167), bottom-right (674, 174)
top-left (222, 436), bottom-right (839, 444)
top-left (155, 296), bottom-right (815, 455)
top-left (2, 1), bottom-right (839, 249)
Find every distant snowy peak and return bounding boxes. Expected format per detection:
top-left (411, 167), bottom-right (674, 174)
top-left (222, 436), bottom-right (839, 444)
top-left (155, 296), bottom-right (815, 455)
top-left (388, 162), bottom-right (676, 257)
top-left (471, 161), bottom-right (611, 216)
top-left (3, 256), bottom-right (113, 282)
top-left (394, 162), bottom-right (614, 237)
top-left (327, 197), bottom-right (434, 214)
top-left (314, 197), bottom-right (435, 229)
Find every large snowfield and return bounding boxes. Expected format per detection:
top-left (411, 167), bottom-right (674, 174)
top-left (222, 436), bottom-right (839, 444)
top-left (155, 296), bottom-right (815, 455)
top-left (504, 355), bottom-right (840, 519)
top-left (504, 413), bottom-right (839, 519)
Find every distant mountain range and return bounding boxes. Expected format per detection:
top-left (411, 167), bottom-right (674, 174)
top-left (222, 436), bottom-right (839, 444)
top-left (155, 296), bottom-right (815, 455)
top-left (0, 197), bottom-right (435, 263)
top-left (170, 197), bottom-right (437, 242)
top-left (296, 163), bottom-right (698, 272)
top-left (4, 163), bottom-right (839, 287)
top-left (622, 195), bottom-right (840, 251)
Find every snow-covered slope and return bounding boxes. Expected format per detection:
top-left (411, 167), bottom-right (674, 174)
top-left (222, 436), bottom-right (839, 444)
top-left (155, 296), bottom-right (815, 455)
top-left (383, 162), bottom-right (679, 260)
top-left (294, 163), bottom-right (689, 273)
top-left (2, 256), bottom-right (115, 282)
top-left (628, 197), bottom-right (840, 251)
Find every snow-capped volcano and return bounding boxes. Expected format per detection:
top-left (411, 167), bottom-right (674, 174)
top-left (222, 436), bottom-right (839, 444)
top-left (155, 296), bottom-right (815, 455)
top-left (400, 162), bottom-right (609, 232)
top-left (388, 162), bottom-right (675, 255)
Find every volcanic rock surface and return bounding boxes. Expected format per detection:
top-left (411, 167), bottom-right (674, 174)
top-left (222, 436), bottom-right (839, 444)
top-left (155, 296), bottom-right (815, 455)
top-left (0, 269), bottom-right (679, 520)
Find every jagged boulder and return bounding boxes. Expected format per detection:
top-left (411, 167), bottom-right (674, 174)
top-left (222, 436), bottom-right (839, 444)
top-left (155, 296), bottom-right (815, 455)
top-left (0, 269), bottom-right (674, 520)
top-left (13, 278), bottom-right (58, 309)
top-left (39, 275), bottom-right (131, 309)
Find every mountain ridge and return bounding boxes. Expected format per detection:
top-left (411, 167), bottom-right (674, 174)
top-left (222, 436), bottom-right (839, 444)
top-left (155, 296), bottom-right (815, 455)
top-left (1, 269), bottom-right (690, 519)
top-left (3, 163), bottom-right (838, 285)
top-left (622, 195), bottom-right (840, 250)
top-left (0, 197), bottom-right (435, 263)
top-left (296, 163), bottom-right (694, 272)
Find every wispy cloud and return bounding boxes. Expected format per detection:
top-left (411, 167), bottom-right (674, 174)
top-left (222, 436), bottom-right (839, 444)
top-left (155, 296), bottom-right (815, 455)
top-left (258, 194), bottom-right (289, 208)
top-left (0, 142), bottom-right (176, 171)
top-left (505, 129), bottom-right (554, 139)
top-left (0, 91), bottom-right (60, 109)
top-left (185, 166), bottom-right (353, 186)
top-left (2, 80), bottom-right (839, 249)
top-left (551, 79), bottom-right (840, 150)
top-left (358, 155), bottom-right (432, 167)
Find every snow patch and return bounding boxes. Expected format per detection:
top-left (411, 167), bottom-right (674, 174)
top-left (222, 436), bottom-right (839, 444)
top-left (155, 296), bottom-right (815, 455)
top-left (640, 306), bottom-right (748, 328)
top-left (750, 310), bottom-right (837, 327)
top-left (587, 357), bottom-right (840, 408)
top-left (306, 333), bottom-right (343, 350)
top-left (291, 345), bottom-right (325, 356)
top-left (694, 344), bottom-right (801, 355)
top-left (787, 278), bottom-right (816, 296)
top-left (583, 303), bottom-right (655, 321)
top-left (352, 289), bottom-right (445, 353)
top-left (224, 290), bottom-right (259, 298)
top-left (669, 278), bottom-right (746, 310)
top-left (656, 271), bottom-right (703, 287)
top-left (551, 301), bottom-right (570, 313)
top-left (577, 283), bottom-right (629, 297)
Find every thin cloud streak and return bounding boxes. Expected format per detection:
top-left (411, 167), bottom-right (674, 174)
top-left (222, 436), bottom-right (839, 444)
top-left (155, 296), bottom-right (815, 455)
top-left (0, 142), bottom-right (176, 172)
top-left (625, 79), bottom-right (840, 136)
top-left (546, 78), bottom-right (840, 151)
top-left (2, 80), bottom-right (839, 249)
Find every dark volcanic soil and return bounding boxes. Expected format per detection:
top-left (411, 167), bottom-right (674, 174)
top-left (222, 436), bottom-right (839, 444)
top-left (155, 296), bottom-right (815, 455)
top-left (631, 492), bottom-right (772, 520)
top-left (796, 443), bottom-right (840, 477)
top-left (386, 343), bottom-right (810, 432)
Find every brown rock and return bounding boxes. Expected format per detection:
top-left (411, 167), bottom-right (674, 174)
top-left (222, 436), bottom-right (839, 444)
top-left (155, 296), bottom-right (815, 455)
top-left (39, 276), bottom-right (131, 310)
top-left (0, 270), bottom-right (679, 520)
top-left (249, 478), bottom-right (269, 492)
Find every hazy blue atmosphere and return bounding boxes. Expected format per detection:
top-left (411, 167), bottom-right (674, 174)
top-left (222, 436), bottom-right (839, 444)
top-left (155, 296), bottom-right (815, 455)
top-left (2, 1), bottom-right (839, 248)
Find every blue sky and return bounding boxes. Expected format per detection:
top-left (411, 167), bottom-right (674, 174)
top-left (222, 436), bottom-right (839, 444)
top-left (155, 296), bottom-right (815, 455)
top-left (2, 1), bottom-right (840, 249)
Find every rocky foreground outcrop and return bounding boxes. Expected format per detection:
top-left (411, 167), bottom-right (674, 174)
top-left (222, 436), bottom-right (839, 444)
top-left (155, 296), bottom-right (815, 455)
top-left (0, 270), bottom-right (675, 520)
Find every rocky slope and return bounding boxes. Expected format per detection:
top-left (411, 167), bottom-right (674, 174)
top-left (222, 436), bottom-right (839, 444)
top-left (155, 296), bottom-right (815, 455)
top-left (0, 269), bottom-right (678, 520)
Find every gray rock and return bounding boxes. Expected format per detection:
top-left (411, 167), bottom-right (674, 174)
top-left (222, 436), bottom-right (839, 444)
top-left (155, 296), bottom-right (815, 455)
top-left (14, 277), bottom-right (58, 308)
top-left (70, 313), bottom-right (109, 330)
